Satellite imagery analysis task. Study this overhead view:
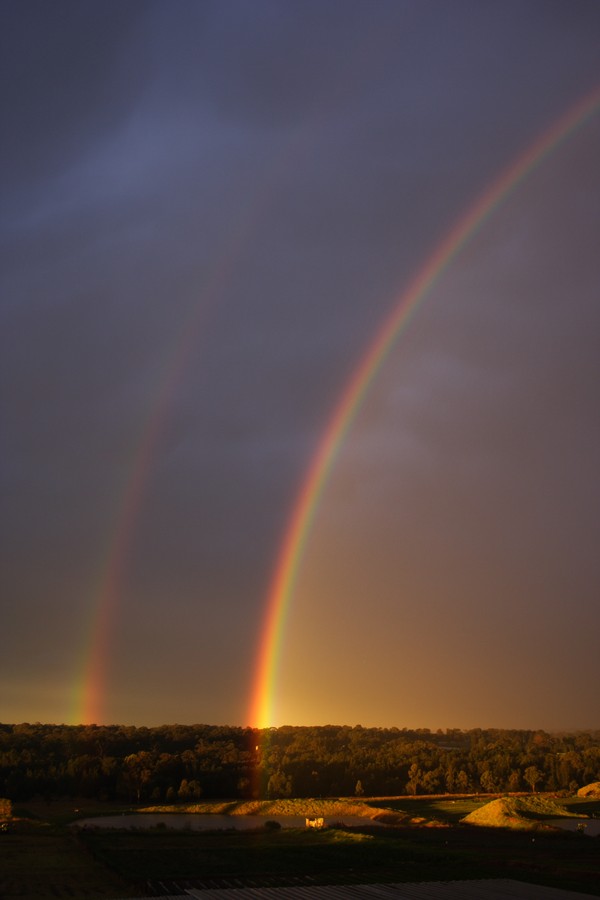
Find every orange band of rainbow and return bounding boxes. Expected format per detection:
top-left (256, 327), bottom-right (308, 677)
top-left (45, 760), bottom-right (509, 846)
top-left (248, 85), bottom-right (600, 729)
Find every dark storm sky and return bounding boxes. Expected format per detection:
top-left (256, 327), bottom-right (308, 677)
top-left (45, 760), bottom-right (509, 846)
top-left (1, 0), bottom-right (599, 729)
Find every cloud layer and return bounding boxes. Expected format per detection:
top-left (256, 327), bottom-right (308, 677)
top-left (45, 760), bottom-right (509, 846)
top-left (1, 0), bottom-right (599, 729)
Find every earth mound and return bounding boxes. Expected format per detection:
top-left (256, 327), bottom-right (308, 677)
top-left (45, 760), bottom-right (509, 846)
top-left (140, 798), bottom-right (388, 819)
top-left (577, 782), bottom-right (600, 798)
top-left (461, 796), bottom-right (577, 830)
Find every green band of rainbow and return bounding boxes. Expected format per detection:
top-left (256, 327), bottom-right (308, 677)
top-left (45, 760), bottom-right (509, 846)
top-left (248, 85), bottom-right (600, 729)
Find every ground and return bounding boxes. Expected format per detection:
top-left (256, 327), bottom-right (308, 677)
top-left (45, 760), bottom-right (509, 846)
top-left (1, 794), bottom-right (598, 899)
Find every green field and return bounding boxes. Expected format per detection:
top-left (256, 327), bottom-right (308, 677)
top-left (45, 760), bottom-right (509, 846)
top-left (1, 796), bottom-right (598, 899)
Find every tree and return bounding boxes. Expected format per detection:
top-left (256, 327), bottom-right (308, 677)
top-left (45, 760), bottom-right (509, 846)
top-left (122, 752), bottom-right (153, 802)
top-left (480, 769), bottom-right (497, 793)
top-left (455, 770), bottom-right (470, 793)
top-left (508, 769), bottom-right (521, 792)
top-left (354, 779), bottom-right (364, 796)
top-left (177, 778), bottom-right (202, 801)
top-left (421, 768), bottom-right (443, 794)
top-left (524, 765), bottom-right (543, 792)
top-left (405, 763), bottom-right (421, 795)
top-left (267, 770), bottom-right (292, 798)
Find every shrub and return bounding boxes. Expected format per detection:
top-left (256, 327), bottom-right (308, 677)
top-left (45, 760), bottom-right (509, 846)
top-left (0, 799), bottom-right (12, 819)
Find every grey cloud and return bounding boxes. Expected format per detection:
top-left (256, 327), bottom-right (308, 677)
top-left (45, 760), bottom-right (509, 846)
top-left (2, 0), bottom-right (599, 728)
top-left (0, 0), bottom-right (150, 197)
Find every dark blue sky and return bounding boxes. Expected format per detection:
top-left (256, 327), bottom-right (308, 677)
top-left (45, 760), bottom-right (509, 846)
top-left (1, 0), bottom-right (599, 729)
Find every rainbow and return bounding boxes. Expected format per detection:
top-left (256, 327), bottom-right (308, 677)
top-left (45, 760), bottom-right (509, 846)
top-left (248, 85), bottom-right (600, 729)
top-left (69, 324), bottom-right (201, 724)
top-left (67, 94), bottom-right (367, 724)
top-left (69, 222), bottom-right (254, 724)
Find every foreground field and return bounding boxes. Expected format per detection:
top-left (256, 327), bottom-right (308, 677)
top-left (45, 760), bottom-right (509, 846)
top-left (0, 826), bottom-right (131, 898)
top-left (82, 824), bottom-right (600, 896)
top-left (1, 796), bottom-right (598, 899)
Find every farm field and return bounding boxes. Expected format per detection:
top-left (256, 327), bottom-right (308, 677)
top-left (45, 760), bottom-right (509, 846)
top-left (1, 796), bottom-right (599, 899)
top-left (0, 826), bottom-right (131, 899)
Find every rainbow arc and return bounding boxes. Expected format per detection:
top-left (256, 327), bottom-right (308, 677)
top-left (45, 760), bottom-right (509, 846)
top-left (247, 85), bottom-right (600, 730)
top-left (70, 86), bottom-right (600, 728)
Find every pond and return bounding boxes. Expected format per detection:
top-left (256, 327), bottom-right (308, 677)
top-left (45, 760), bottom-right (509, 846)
top-left (71, 813), bottom-right (371, 831)
top-left (71, 813), bottom-right (599, 835)
top-left (544, 817), bottom-right (600, 836)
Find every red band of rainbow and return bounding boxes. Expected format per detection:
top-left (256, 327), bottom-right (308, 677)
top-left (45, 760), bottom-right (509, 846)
top-left (248, 85), bottom-right (600, 729)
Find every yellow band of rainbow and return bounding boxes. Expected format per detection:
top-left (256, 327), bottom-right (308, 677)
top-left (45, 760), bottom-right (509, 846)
top-left (248, 85), bottom-right (600, 729)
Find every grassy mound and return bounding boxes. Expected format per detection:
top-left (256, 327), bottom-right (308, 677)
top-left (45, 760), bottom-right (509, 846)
top-left (461, 796), bottom-right (579, 831)
top-left (577, 781), bottom-right (600, 798)
top-left (140, 798), bottom-right (389, 819)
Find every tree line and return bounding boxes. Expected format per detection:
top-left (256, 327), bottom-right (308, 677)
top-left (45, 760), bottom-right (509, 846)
top-left (1, 722), bottom-right (598, 803)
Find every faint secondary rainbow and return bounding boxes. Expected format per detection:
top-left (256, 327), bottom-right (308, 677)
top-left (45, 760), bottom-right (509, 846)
top-left (248, 85), bottom-right (600, 729)
top-left (69, 212), bottom-right (258, 724)
top-left (68, 48), bottom-right (399, 725)
top-left (69, 313), bottom-right (207, 725)
top-left (69, 116), bottom-right (343, 724)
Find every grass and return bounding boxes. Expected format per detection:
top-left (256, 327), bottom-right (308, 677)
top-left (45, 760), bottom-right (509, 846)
top-left (13, 797), bottom-right (134, 827)
top-left (367, 796), bottom-right (488, 824)
top-left (79, 823), bottom-right (600, 896)
top-left (368, 794), bottom-right (600, 827)
top-left (2, 795), bottom-right (598, 899)
top-left (0, 825), bottom-right (131, 899)
top-left (561, 796), bottom-right (600, 818)
top-left (461, 796), bottom-right (583, 830)
top-left (82, 827), bottom-right (395, 882)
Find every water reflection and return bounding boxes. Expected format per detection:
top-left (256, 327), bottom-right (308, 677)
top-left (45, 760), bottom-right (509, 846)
top-left (544, 817), bottom-right (600, 836)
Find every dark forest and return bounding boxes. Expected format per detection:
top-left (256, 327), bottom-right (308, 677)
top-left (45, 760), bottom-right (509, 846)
top-left (2, 723), bottom-right (599, 803)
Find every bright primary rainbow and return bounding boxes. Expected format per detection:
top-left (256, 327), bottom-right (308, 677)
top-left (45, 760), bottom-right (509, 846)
top-left (68, 93), bottom-right (361, 725)
top-left (70, 86), bottom-right (599, 728)
top-left (248, 85), bottom-right (600, 730)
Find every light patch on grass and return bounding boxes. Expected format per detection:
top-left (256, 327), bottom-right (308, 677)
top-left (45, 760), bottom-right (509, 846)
top-left (326, 829), bottom-right (374, 843)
